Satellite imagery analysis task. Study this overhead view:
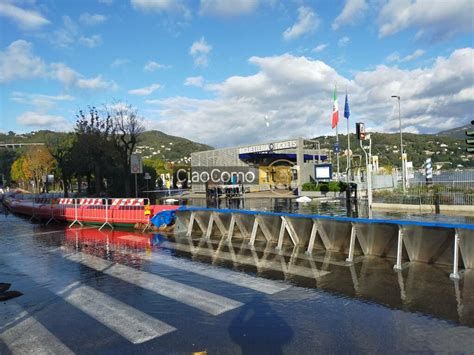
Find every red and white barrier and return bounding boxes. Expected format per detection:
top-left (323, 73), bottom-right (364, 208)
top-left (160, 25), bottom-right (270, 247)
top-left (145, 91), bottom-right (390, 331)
top-left (5, 196), bottom-right (178, 228)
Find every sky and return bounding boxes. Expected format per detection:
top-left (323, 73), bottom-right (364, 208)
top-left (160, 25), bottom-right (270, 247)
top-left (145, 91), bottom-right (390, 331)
top-left (0, 0), bottom-right (473, 148)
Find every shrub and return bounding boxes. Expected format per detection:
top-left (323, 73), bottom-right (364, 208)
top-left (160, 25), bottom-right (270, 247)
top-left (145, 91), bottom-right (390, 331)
top-left (302, 181), bottom-right (347, 192)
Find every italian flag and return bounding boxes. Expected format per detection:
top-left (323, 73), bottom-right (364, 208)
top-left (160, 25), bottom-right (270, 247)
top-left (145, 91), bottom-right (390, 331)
top-left (331, 87), bottom-right (339, 129)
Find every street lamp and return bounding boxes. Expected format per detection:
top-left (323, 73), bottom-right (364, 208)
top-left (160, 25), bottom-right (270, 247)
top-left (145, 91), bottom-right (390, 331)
top-left (391, 95), bottom-right (406, 193)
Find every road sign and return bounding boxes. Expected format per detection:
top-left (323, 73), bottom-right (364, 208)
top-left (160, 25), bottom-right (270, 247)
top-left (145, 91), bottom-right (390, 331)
top-left (144, 172), bottom-right (151, 180)
top-left (333, 142), bottom-right (340, 153)
top-left (130, 154), bottom-right (143, 174)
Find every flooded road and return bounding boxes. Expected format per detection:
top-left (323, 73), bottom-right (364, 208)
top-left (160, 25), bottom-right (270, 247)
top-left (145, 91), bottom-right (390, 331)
top-left (1, 211), bottom-right (474, 353)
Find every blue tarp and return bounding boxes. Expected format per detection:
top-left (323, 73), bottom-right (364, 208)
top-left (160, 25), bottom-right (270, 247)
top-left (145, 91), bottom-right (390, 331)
top-left (151, 209), bottom-right (177, 227)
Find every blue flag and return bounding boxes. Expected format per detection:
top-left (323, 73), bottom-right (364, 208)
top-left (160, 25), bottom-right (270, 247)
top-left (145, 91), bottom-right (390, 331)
top-left (344, 93), bottom-right (350, 119)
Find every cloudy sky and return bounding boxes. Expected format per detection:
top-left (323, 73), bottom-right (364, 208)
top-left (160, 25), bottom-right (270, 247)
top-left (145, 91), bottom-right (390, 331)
top-left (0, 0), bottom-right (473, 147)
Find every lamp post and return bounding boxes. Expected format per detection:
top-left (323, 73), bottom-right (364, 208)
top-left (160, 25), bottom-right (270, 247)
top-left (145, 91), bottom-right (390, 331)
top-left (391, 95), bottom-right (406, 193)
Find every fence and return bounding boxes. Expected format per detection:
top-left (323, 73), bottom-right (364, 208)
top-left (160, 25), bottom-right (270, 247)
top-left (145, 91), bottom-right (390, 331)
top-left (374, 170), bottom-right (474, 206)
top-left (6, 197), bottom-right (153, 228)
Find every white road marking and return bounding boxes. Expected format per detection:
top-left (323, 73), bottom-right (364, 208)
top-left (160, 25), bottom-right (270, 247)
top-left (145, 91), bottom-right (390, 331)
top-left (144, 252), bottom-right (290, 294)
top-left (6, 258), bottom-right (176, 344)
top-left (0, 303), bottom-right (74, 355)
top-left (64, 252), bottom-right (243, 316)
top-left (57, 281), bottom-right (176, 344)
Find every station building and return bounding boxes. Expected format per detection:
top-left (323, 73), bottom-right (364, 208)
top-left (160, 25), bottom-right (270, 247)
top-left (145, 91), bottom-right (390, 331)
top-left (190, 138), bottom-right (330, 193)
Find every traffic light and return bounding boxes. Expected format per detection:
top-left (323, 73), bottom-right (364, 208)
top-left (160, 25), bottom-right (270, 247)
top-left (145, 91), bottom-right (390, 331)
top-left (356, 122), bottom-right (366, 140)
top-left (467, 120), bottom-right (474, 154)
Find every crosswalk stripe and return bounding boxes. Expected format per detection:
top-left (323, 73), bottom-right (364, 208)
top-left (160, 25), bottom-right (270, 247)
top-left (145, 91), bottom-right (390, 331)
top-left (0, 303), bottom-right (74, 354)
top-left (6, 257), bottom-right (176, 344)
top-left (57, 282), bottom-right (176, 344)
top-left (64, 252), bottom-right (243, 316)
top-left (144, 252), bottom-right (290, 294)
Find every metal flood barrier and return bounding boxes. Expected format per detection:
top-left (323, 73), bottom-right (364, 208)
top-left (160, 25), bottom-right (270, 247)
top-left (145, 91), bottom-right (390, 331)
top-left (175, 207), bottom-right (474, 280)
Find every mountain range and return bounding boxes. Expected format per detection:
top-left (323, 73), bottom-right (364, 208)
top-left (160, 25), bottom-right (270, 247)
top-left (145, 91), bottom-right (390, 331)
top-left (1, 124), bottom-right (473, 170)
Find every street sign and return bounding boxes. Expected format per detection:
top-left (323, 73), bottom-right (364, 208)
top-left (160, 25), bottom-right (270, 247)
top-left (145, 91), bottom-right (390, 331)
top-left (333, 142), bottom-right (340, 153)
top-left (144, 172), bottom-right (151, 180)
top-left (130, 154), bottom-right (143, 174)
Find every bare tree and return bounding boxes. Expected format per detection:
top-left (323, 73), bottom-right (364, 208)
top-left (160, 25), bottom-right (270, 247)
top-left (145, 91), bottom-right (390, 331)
top-left (109, 103), bottom-right (145, 197)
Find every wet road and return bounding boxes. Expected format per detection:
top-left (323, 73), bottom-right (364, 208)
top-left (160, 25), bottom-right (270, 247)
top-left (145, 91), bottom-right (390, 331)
top-left (1, 211), bottom-right (474, 354)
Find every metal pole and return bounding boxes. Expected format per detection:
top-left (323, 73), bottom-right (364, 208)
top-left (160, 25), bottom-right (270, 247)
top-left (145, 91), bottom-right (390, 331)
top-left (135, 173), bottom-right (138, 198)
top-left (317, 142), bottom-right (321, 165)
top-left (450, 230), bottom-right (461, 280)
top-left (296, 137), bottom-right (304, 195)
top-left (347, 117), bottom-right (351, 182)
top-left (336, 125), bottom-right (340, 180)
top-left (367, 136), bottom-right (373, 216)
top-left (396, 97), bottom-right (406, 193)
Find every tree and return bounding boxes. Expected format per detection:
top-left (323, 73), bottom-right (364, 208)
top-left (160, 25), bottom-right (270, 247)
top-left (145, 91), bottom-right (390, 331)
top-left (74, 107), bottom-right (114, 195)
top-left (10, 156), bottom-right (31, 190)
top-left (47, 134), bottom-right (75, 197)
top-left (0, 149), bottom-right (18, 186)
top-left (25, 146), bottom-right (55, 193)
top-left (108, 103), bottom-right (145, 197)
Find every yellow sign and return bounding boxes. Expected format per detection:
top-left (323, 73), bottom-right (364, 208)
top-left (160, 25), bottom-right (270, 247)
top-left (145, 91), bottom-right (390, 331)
top-left (144, 204), bottom-right (151, 216)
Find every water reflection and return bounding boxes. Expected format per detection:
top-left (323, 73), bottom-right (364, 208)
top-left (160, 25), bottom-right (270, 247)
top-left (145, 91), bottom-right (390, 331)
top-left (158, 233), bottom-right (474, 327)
top-left (48, 226), bottom-right (474, 327)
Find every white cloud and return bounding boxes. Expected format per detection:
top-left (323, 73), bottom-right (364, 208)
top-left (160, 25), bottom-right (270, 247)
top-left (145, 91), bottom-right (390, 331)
top-left (312, 43), bottom-right (327, 53)
top-left (130, 0), bottom-right (191, 18)
top-left (190, 37), bottom-right (212, 67)
top-left (332, 0), bottom-right (367, 30)
top-left (378, 0), bottom-right (473, 41)
top-left (143, 48), bottom-right (473, 147)
top-left (338, 36), bottom-right (350, 47)
top-left (10, 92), bottom-right (74, 111)
top-left (283, 6), bottom-right (318, 41)
top-left (16, 112), bottom-right (70, 129)
top-left (128, 83), bottom-right (161, 96)
top-left (144, 60), bottom-right (169, 71)
top-left (79, 13), bottom-right (107, 25)
top-left (111, 58), bottom-right (130, 68)
top-left (79, 35), bottom-right (102, 48)
top-left (0, 40), bottom-right (46, 83)
top-left (49, 63), bottom-right (113, 90)
top-left (386, 49), bottom-right (425, 63)
top-left (77, 76), bottom-right (110, 90)
top-left (199, 0), bottom-right (261, 17)
top-left (0, 40), bottom-right (113, 90)
top-left (52, 16), bottom-right (102, 48)
top-left (184, 76), bottom-right (204, 87)
top-left (52, 16), bottom-right (79, 48)
top-left (0, 2), bottom-right (50, 30)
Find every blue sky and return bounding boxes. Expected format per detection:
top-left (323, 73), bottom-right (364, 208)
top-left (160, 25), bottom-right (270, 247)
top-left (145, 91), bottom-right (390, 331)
top-left (0, 0), bottom-right (473, 147)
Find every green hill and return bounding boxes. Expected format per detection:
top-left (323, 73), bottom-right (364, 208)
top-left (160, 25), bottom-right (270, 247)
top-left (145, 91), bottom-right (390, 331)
top-left (137, 130), bottom-right (212, 162)
top-left (313, 129), bottom-right (473, 170)
top-left (0, 130), bottom-right (213, 162)
top-left (436, 124), bottom-right (472, 140)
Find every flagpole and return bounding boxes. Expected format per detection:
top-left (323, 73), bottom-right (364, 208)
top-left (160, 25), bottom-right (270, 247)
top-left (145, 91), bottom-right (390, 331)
top-left (336, 123), bottom-right (340, 180)
top-left (346, 116), bottom-right (350, 181)
top-left (346, 90), bottom-right (351, 182)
